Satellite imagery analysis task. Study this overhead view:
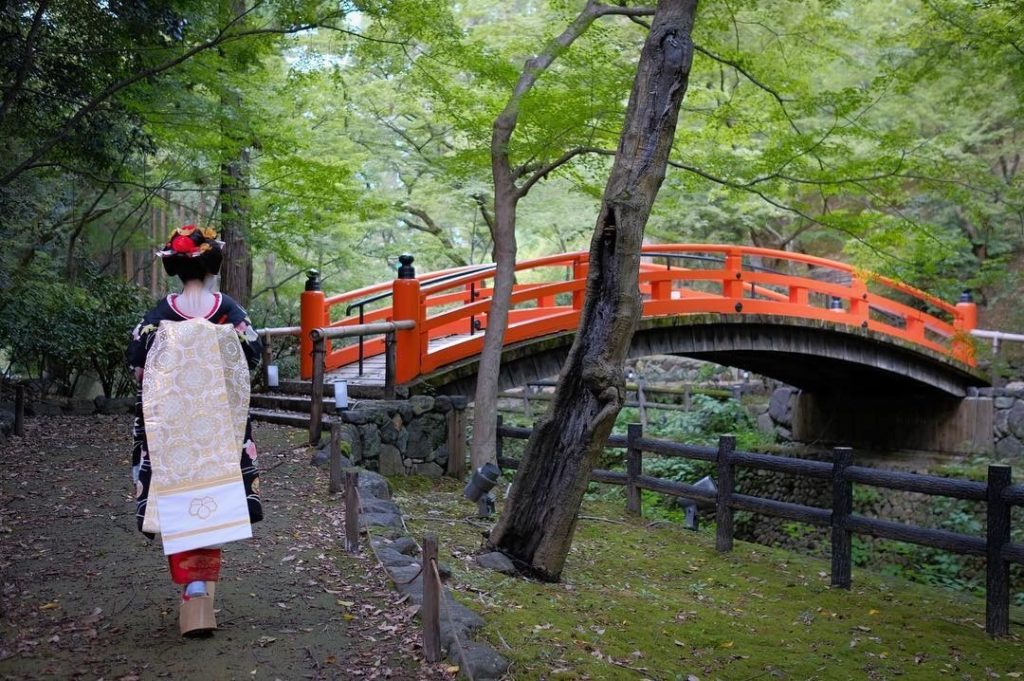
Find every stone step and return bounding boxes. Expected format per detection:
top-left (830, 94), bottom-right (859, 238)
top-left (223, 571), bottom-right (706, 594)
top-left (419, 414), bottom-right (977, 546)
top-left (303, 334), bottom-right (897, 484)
top-left (251, 393), bottom-right (333, 414)
top-left (275, 379), bottom-right (389, 400)
top-left (249, 407), bottom-right (329, 430)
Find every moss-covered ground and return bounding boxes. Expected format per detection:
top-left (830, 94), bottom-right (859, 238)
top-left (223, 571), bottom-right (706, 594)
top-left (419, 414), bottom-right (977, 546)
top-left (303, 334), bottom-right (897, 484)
top-left (391, 476), bottom-right (1023, 681)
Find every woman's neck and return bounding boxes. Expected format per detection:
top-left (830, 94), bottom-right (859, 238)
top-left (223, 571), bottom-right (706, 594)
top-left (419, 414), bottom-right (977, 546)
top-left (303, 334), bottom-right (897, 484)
top-left (173, 280), bottom-right (217, 318)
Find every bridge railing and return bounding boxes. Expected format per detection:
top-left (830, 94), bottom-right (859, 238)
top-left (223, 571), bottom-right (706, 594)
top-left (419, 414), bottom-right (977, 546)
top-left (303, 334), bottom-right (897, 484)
top-left (495, 416), bottom-right (1023, 637)
top-left (298, 245), bottom-right (979, 381)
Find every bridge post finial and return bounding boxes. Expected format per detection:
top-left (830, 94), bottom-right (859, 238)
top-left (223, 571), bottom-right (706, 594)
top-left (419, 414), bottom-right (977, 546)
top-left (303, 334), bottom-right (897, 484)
top-left (397, 254), bottom-right (416, 279)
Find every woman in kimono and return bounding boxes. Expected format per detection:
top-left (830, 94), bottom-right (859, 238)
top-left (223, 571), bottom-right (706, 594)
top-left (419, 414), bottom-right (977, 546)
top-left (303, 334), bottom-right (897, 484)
top-left (127, 224), bottom-right (263, 636)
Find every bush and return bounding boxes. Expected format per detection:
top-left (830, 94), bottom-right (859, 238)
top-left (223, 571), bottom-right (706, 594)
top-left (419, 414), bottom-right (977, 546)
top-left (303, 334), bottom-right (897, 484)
top-left (0, 262), bottom-right (151, 397)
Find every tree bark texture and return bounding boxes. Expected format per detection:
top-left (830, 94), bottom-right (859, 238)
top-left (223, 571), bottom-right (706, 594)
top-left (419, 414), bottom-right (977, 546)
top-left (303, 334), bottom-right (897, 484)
top-left (488, 0), bottom-right (697, 582)
top-left (220, 149), bottom-right (253, 306)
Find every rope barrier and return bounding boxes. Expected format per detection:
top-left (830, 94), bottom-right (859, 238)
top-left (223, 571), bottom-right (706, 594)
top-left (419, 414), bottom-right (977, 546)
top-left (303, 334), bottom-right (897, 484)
top-left (348, 481), bottom-right (477, 678)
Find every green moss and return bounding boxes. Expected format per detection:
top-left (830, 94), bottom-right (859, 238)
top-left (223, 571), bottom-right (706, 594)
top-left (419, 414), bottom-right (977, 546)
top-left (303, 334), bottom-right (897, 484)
top-left (393, 481), bottom-right (1024, 680)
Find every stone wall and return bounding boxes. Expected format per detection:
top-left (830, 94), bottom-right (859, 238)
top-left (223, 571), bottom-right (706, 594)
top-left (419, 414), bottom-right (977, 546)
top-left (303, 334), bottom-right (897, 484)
top-left (333, 395), bottom-right (466, 478)
top-left (990, 382), bottom-right (1024, 459)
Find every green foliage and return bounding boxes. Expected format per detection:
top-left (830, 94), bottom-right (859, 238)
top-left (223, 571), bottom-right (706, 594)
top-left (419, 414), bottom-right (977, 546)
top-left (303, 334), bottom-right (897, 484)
top-left (616, 394), bottom-right (770, 452)
top-left (0, 262), bottom-right (151, 397)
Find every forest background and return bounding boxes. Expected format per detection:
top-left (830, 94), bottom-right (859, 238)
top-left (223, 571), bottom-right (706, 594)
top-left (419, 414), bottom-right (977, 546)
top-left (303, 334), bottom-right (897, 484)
top-left (1, 0), bottom-right (1021, 399)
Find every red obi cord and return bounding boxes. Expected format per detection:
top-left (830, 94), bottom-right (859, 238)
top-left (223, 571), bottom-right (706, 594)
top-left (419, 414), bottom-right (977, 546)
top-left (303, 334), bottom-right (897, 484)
top-left (168, 549), bottom-right (222, 584)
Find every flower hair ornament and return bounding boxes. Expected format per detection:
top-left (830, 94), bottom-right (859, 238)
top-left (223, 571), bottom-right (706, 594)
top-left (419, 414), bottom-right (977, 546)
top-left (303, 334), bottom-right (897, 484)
top-left (156, 224), bottom-right (225, 259)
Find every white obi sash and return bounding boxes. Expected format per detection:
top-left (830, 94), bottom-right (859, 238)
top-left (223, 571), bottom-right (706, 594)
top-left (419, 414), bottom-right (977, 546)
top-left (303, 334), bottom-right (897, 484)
top-left (141, 318), bottom-right (252, 555)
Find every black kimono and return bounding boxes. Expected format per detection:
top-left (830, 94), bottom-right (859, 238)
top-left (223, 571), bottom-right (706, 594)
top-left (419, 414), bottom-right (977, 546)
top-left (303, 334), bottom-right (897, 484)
top-left (127, 293), bottom-right (264, 535)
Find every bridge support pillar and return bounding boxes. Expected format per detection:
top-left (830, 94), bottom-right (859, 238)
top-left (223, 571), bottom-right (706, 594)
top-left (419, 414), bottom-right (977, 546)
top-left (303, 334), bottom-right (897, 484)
top-left (790, 390), bottom-right (994, 455)
top-left (300, 270), bottom-right (326, 380)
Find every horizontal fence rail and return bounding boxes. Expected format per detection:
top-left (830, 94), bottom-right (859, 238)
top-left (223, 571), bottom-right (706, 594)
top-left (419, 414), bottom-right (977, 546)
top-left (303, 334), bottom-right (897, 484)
top-left (494, 416), bottom-right (1023, 637)
top-left (299, 245), bottom-right (980, 382)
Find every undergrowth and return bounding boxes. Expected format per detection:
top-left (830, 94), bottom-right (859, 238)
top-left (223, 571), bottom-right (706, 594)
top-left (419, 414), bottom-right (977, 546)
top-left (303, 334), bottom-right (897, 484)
top-left (392, 476), bottom-right (1024, 680)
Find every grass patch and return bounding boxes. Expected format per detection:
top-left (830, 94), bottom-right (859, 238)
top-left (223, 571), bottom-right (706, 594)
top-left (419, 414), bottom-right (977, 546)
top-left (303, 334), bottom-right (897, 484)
top-left (391, 476), bottom-right (1023, 680)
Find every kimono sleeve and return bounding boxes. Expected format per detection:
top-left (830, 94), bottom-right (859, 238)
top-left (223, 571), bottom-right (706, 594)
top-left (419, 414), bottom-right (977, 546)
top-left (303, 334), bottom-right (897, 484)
top-left (127, 307), bottom-right (163, 372)
top-left (222, 296), bottom-right (262, 371)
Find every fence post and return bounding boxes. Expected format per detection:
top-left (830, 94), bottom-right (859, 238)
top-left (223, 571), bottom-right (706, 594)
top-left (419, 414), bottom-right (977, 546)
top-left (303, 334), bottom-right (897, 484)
top-left (14, 384), bottom-right (25, 437)
top-left (329, 422), bottom-right (343, 494)
top-left (422, 533), bottom-right (442, 663)
top-left (637, 379), bottom-right (648, 431)
top-left (384, 331), bottom-right (397, 400)
top-left (626, 423), bottom-right (643, 516)
top-left (344, 468), bottom-right (360, 553)
top-left (445, 398), bottom-right (467, 479)
top-left (830, 447), bottom-right (854, 589)
top-left (309, 333), bottom-right (326, 445)
top-left (715, 435), bottom-right (736, 552)
top-left (985, 464), bottom-right (1011, 637)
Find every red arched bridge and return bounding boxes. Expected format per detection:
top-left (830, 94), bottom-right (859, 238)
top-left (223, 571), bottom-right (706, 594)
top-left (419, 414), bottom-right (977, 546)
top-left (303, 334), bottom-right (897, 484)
top-left (295, 244), bottom-right (986, 398)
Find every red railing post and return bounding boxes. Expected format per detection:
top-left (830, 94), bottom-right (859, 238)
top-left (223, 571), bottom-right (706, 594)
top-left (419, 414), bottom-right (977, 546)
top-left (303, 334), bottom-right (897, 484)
top-left (651, 272), bottom-right (672, 300)
top-left (954, 290), bottom-right (978, 365)
top-left (723, 248), bottom-right (743, 299)
top-left (300, 270), bottom-right (326, 380)
top-left (393, 254), bottom-right (421, 383)
top-left (850, 276), bottom-right (869, 327)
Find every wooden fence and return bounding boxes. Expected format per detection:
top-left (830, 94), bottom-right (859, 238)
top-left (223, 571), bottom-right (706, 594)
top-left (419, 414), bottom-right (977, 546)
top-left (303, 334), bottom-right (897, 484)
top-left (494, 416), bottom-right (1024, 637)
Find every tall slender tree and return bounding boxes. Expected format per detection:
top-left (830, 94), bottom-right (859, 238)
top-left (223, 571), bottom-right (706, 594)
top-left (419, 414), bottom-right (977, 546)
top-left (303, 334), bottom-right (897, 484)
top-left (488, 0), bottom-right (698, 581)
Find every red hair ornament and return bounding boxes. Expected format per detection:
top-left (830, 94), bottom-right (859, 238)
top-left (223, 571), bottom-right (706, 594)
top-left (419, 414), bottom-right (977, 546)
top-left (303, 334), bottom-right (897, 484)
top-left (171, 234), bottom-right (198, 255)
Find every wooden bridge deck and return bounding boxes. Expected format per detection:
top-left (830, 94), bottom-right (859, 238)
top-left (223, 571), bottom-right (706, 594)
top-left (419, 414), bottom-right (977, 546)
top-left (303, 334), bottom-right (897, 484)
top-left (324, 334), bottom-right (476, 387)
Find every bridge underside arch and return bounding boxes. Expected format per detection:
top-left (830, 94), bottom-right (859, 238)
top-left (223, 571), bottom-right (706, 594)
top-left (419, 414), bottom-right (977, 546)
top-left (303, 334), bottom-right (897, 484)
top-left (411, 314), bottom-right (987, 399)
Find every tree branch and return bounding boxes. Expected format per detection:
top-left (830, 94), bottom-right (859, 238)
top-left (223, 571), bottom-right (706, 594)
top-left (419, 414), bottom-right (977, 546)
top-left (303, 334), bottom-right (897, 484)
top-left (0, 0), bottom-right (49, 128)
top-left (399, 205), bottom-right (468, 267)
top-left (517, 146), bottom-right (614, 197)
top-left (0, 5), bottom-right (356, 187)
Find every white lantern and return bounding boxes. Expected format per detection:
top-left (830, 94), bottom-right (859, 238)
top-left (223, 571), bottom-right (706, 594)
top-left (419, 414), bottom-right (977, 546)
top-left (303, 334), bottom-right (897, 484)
top-left (266, 364), bottom-right (279, 388)
top-left (334, 381), bottom-right (349, 411)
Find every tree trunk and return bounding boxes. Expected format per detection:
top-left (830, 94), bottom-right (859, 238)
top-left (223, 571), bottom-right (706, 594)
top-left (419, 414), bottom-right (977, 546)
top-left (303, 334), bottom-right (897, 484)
top-left (220, 150), bottom-right (252, 305)
top-left (470, 181), bottom-right (519, 472)
top-left (468, 0), bottom-right (648, 473)
top-left (488, 0), bottom-right (697, 581)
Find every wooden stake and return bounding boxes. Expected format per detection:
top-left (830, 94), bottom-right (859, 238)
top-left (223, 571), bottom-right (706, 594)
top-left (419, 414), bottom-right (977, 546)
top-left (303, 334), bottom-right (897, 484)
top-left (329, 423), bottom-right (342, 494)
top-left (830, 447), bottom-right (853, 589)
top-left (344, 469), bottom-right (359, 553)
top-left (422, 533), bottom-right (441, 663)
top-left (715, 435), bottom-right (736, 553)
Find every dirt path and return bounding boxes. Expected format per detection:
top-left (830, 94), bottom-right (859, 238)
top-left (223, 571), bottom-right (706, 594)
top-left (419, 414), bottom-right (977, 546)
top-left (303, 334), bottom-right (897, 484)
top-left (0, 415), bottom-right (454, 681)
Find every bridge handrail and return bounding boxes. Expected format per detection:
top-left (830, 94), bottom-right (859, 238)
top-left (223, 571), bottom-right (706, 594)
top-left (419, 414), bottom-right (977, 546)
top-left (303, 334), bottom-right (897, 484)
top-left (256, 325), bottom-right (301, 338)
top-left (310, 320), bottom-right (415, 340)
top-left (299, 243), bottom-right (980, 380)
top-left (972, 329), bottom-right (1024, 355)
top-left (641, 244), bottom-right (959, 316)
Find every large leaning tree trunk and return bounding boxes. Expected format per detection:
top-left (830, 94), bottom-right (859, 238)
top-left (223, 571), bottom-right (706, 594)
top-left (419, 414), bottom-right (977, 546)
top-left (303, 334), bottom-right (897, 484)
top-left (470, 0), bottom-right (658, 473)
top-left (488, 0), bottom-right (698, 582)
